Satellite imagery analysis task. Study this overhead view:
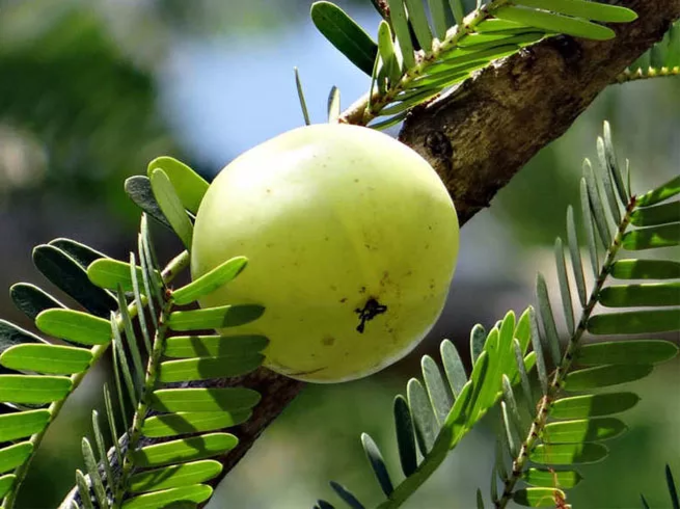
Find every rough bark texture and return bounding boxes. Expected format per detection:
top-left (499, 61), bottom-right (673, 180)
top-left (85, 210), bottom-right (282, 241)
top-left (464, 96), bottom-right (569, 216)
top-left (61, 1), bottom-right (680, 506)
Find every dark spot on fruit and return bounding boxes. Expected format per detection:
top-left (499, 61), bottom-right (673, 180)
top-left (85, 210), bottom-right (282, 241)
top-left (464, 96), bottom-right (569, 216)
top-left (355, 298), bottom-right (388, 333)
top-left (340, 297), bottom-right (348, 303)
top-left (354, 178), bottom-right (360, 183)
top-left (266, 188), bottom-right (272, 193)
top-left (330, 285), bottom-right (337, 291)
top-left (359, 286), bottom-right (366, 294)
top-left (322, 336), bottom-right (335, 346)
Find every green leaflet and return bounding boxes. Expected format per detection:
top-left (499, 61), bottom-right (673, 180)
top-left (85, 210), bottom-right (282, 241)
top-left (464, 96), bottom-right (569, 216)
top-left (512, 0), bottom-right (637, 23)
top-left (49, 239), bottom-right (106, 270)
top-left (387, 0), bottom-right (415, 69)
top-left (129, 460), bottom-right (223, 494)
top-left (10, 283), bottom-right (65, 321)
top-left (521, 468), bottom-right (582, 489)
top-left (311, 2), bottom-right (379, 76)
top-left (542, 418), bottom-right (627, 443)
top-left (124, 176), bottom-right (172, 229)
top-left (0, 375), bottom-right (72, 404)
top-left (122, 484), bottom-right (213, 509)
top-left (428, 0), bottom-right (450, 39)
top-left (75, 470), bottom-right (94, 509)
top-left (149, 168), bottom-right (194, 250)
top-left (377, 21), bottom-right (402, 87)
top-left (147, 156), bottom-right (209, 215)
top-left (33, 244), bottom-right (117, 318)
top-left (512, 487), bottom-right (567, 507)
top-left (476, 19), bottom-right (528, 32)
top-left (575, 340), bottom-right (679, 366)
top-left (428, 44), bottom-right (522, 75)
top-left (295, 68), bottom-right (311, 126)
top-left (630, 201), bottom-right (680, 227)
top-left (530, 443), bottom-right (608, 465)
top-left (87, 258), bottom-right (151, 293)
top-left (171, 257), bottom-right (248, 305)
top-left (142, 411), bottom-right (252, 438)
top-left (0, 409), bottom-right (50, 442)
top-left (327, 86), bottom-right (341, 122)
top-left (610, 259), bottom-right (680, 279)
top-left (36, 309), bottom-right (111, 346)
top-left (167, 305), bottom-right (265, 331)
top-left (457, 31), bottom-right (544, 49)
top-left (0, 344), bottom-right (92, 375)
top-left (622, 224), bottom-right (680, 250)
top-left (408, 378), bottom-right (437, 455)
top-left (0, 320), bottom-right (47, 355)
top-left (163, 334), bottom-right (268, 359)
top-left (0, 443), bottom-right (32, 475)
top-left (564, 364), bottom-right (653, 391)
top-left (330, 481), bottom-right (365, 509)
top-left (636, 175), bottom-right (680, 207)
top-left (394, 395), bottom-right (417, 477)
top-left (404, 0), bottom-right (433, 50)
top-left (588, 309), bottom-right (680, 334)
top-left (550, 393), bottom-right (640, 419)
top-left (158, 354), bottom-right (264, 383)
top-left (132, 433), bottom-right (238, 468)
top-left (494, 5), bottom-right (615, 40)
top-left (150, 387), bottom-right (261, 413)
top-left (361, 433), bottom-right (394, 496)
top-left (421, 355), bottom-right (453, 425)
top-left (599, 282), bottom-right (680, 307)
top-left (0, 474), bottom-right (16, 499)
top-left (440, 339), bottom-right (467, 398)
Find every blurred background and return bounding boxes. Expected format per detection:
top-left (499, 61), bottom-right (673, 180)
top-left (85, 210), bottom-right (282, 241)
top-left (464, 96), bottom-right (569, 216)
top-left (0, 0), bottom-right (677, 507)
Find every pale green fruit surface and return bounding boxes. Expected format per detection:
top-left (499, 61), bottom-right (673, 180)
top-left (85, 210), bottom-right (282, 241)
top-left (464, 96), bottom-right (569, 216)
top-left (191, 124), bottom-right (459, 383)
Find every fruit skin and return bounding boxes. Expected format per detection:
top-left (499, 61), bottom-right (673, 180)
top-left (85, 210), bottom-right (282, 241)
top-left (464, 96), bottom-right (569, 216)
top-left (191, 124), bottom-right (459, 383)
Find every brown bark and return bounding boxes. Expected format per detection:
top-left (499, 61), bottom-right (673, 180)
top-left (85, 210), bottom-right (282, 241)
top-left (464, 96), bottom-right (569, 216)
top-left (62, 0), bottom-right (680, 506)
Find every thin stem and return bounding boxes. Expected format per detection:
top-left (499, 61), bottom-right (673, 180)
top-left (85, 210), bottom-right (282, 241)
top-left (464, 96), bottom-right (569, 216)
top-left (1, 251), bottom-right (190, 509)
top-left (495, 197), bottom-right (636, 509)
top-left (339, 0), bottom-right (510, 126)
top-left (114, 297), bottom-right (174, 507)
top-left (615, 66), bottom-right (680, 84)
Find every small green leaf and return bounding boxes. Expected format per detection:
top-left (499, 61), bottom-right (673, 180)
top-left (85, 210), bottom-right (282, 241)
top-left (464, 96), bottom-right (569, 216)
top-left (598, 137), bottom-right (622, 225)
top-left (428, 0), bottom-right (451, 39)
top-left (566, 206), bottom-right (587, 307)
top-left (564, 364), bottom-right (653, 391)
top-left (10, 283), bottom-right (65, 321)
top-left (0, 409), bottom-right (50, 442)
top-left (0, 474), bottom-right (16, 499)
top-left (115, 286), bottom-right (144, 388)
top-left (87, 258), bottom-right (151, 293)
top-left (536, 274), bottom-right (562, 366)
top-left (387, 0), bottom-right (415, 69)
top-left (0, 442), bottom-right (32, 475)
top-left (500, 401), bottom-right (517, 456)
top-left (599, 282), bottom-right (680, 307)
top-left (531, 443), bottom-right (608, 465)
top-left (172, 257), bottom-right (248, 306)
top-left (666, 464), bottom-right (680, 509)
top-left (580, 178), bottom-right (600, 277)
top-left (522, 468), bottom-right (582, 489)
top-left (610, 259), bottom-right (680, 280)
top-left (513, 487), bottom-right (567, 507)
top-left (33, 244), bottom-right (117, 318)
top-left (0, 375), bottom-right (71, 404)
top-left (92, 411), bottom-right (114, 495)
top-left (515, 307), bottom-right (533, 355)
top-left (142, 411), bottom-right (251, 438)
top-left (164, 334), bottom-right (268, 359)
top-left (470, 324), bottom-right (486, 364)
top-left (588, 309), bottom-right (680, 334)
top-left (36, 309), bottom-right (111, 346)
top-left (555, 238), bottom-right (576, 334)
top-left (530, 309), bottom-right (548, 395)
top-left (513, 0), bottom-right (636, 24)
top-left (377, 21), bottom-right (402, 86)
top-left (148, 157), bottom-right (208, 215)
top-left (103, 384), bottom-right (124, 467)
top-left (404, 0), bottom-right (433, 50)
top-left (448, 0), bottom-right (465, 26)
top-left (407, 378), bottom-right (437, 455)
top-left (361, 433), bottom-right (394, 496)
top-left (330, 481), bottom-right (365, 509)
top-left (602, 121), bottom-right (628, 205)
top-left (311, 1), bottom-right (379, 76)
top-left (440, 339), bottom-right (467, 398)
top-left (167, 305), bottom-right (265, 332)
top-left (133, 433), bottom-right (238, 468)
top-left (82, 438), bottom-right (109, 509)
top-left (130, 460), bottom-right (223, 494)
top-left (122, 484), bottom-right (213, 509)
top-left (327, 86), bottom-right (341, 123)
top-left (550, 392), bottom-right (640, 419)
top-left (494, 5), bottom-right (615, 40)
top-left (582, 159), bottom-right (611, 249)
top-left (75, 469), bottom-right (94, 509)
top-left (0, 344), bottom-right (92, 375)
top-left (575, 340), bottom-right (678, 365)
top-left (125, 176), bottom-right (172, 229)
top-left (543, 418), bottom-right (627, 443)
top-left (622, 224), bottom-right (680, 250)
top-left (476, 19), bottom-right (528, 32)
top-left (294, 67), bottom-right (311, 126)
top-left (150, 388), bottom-right (261, 413)
top-left (150, 168), bottom-right (194, 250)
top-left (158, 354), bottom-right (263, 383)
top-left (393, 395), bottom-right (417, 477)
top-left (630, 201), bottom-right (680, 227)
top-left (421, 355), bottom-right (452, 425)
top-left (513, 340), bottom-right (534, 414)
top-left (636, 175), bottom-right (680, 207)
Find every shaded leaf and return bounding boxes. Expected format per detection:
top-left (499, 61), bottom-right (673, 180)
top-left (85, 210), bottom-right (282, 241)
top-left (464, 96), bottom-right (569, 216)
top-left (0, 320), bottom-right (47, 356)
top-left (361, 433), bottom-right (394, 496)
top-left (387, 0), bottom-right (415, 69)
top-left (513, 0), bottom-right (636, 23)
top-left (148, 156), bottom-right (209, 215)
top-left (295, 67), bottom-right (311, 126)
top-left (630, 201), bottom-right (680, 227)
top-left (408, 378), bottom-right (437, 455)
top-left (125, 176), bottom-right (172, 229)
top-left (610, 259), bottom-right (680, 280)
top-left (636, 175), bottom-right (680, 207)
top-left (470, 324), bottom-right (486, 364)
top-left (440, 339), bottom-right (467, 398)
top-left (10, 283), bottom-right (65, 321)
top-left (0, 409), bottom-right (50, 442)
top-left (422, 355), bottom-right (452, 424)
top-left (404, 0), bottom-right (433, 50)
top-left (87, 258), bottom-right (150, 294)
top-left (575, 340), bottom-right (678, 365)
top-left (75, 469), bottom-right (95, 509)
top-left (330, 481), bottom-right (365, 509)
top-left (150, 388), bottom-right (261, 413)
top-left (132, 433), bottom-right (238, 468)
top-left (550, 392), bottom-right (640, 419)
top-left (122, 484), bottom-right (213, 509)
top-left (494, 5), bottom-right (615, 40)
top-left (129, 460), bottom-right (223, 494)
top-left (599, 282), bottom-right (680, 307)
top-left (564, 364), bottom-right (653, 391)
top-left (82, 438), bottom-right (109, 509)
top-left (49, 239), bottom-right (106, 270)
top-left (142, 411), bottom-right (252, 438)
top-left (542, 417), bottom-right (627, 443)
top-left (554, 239), bottom-right (575, 334)
top-left (622, 224), bottom-right (680, 250)
top-left (522, 467), bottom-right (582, 489)
top-left (158, 354), bottom-right (264, 383)
top-left (580, 178), bottom-right (600, 277)
top-left (394, 395), bottom-right (417, 477)
top-left (163, 334), bottom-right (268, 359)
top-left (588, 309), bottom-right (680, 334)
top-left (150, 168), bottom-right (194, 250)
top-left (530, 443), bottom-right (608, 465)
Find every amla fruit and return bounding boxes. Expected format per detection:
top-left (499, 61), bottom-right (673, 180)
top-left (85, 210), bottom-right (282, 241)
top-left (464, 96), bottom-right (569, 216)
top-left (191, 124), bottom-right (459, 382)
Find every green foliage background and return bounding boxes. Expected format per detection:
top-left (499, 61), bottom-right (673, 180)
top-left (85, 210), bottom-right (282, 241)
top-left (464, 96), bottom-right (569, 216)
top-left (0, 0), bottom-right (676, 507)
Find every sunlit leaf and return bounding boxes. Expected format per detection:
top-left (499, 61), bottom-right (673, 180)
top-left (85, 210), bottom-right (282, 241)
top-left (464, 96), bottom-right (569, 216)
top-left (158, 354), bottom-right (263, 383)
top-left (122, 484), bottom-right (213, 509)
top-left (163, 334), bottom-right (268, 359)
top-left (142, 411), bottom-right (252, 438)
top-left (171, 257), bottom-right (247, 306)
top-left (0, 375), bottom-right (71, 404)
top-left (551, 393), bottom-right (640, 420)
top-left (636, 175), bottom-right (680, 207)
top-left (522, 468), bottom-right (582, 489)
top-left (167, 305), bottom-right (265, 332)
top-left (387, 0), bottom-right (415, 69)
top-left (36, 309), bottom-right (111, 346)
top-left (0, 409), bottom-right (50, 442)
top-left (530, 443), bottom-right (608, 465)
top-left (610, 259), bottom-right (680, 280)
top-left (575, 340), bottom-right (678, 365)
top-left (588, 309), bottom-right (680, 334)
top-left (148, 157), bottom-right (209, 215)
top-left (513, 0), bottom-right (636, 23)
top-left (150, 388), bottom-right (261, 413)
top-left (0, 344), bottom-right (92, 375)
top-left (0, 474), bottom-right (16, 499)
top-left (129, 460), bottom-right (223, 494)
top-left (132, 433), bottom-right (238, 468)
top-left (630, 201), bottom-right (680, 227)
top-left (404, 0), bottom-right (433, 50)
top-left (150, 168), bottom-right (194, 250)
top-left (87, 258), bottom-right (150, 293)
top-left (0, 443), bottom-right (32, 475)
top-left (622, 224), bottom-right (680, 250)
top-left (542, 418), bottom-right (627, 443)
top-left (494, 5), bottom-right (615, 40)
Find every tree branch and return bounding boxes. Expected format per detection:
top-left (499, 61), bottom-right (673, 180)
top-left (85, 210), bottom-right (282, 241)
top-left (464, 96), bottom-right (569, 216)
top-left (61, 1), bottom-right (680, 506)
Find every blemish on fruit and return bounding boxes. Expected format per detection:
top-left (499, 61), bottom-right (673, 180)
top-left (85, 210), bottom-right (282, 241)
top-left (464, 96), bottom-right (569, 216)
top-left (339, 297), bottom-right (348, 303)
top-left (355, 298), bottom-right (388, 333)
top-left (322, 336), bottom-right (335, 346)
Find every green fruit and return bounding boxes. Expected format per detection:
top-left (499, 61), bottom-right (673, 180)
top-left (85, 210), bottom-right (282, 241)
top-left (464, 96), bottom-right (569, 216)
top-left (191, 124), bottom-right (459, 383)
